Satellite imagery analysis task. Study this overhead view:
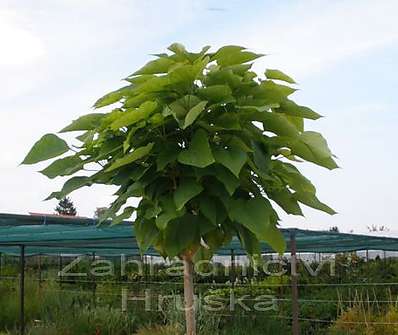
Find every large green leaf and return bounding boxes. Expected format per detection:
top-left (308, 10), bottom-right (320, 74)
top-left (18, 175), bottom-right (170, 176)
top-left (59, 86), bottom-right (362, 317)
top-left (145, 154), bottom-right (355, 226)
top-left (265, 69), bottom-right (296, 84)
top-left (178, 129), bottom-right (215, 168)
top-left (106, 143), bottom-right (154, 171)
top-left (60, 113), bottom-right (105, 132)
top-left (22, 134), bottom-right (69, 165)
top-left (164, 214), bottom-right (200, 257)
top-left (173, 178), bottom-right (203, 210)
top-left (156, 195), bottom-right (184, 230)
top-left (267, 188), bottom-right (303, 216)
top-left (252, 80), bottom-right (296, 103)
top-left (156, 144), bottom-right (180, 171)
top-left (213, 46), bottom-right (263, 66)
top-left (183, 100), bottom-right (208, 129)
top-left (45, 176), bottom-right (92, 200)
top-left (93, 86), bottom-right (131, 108)
top-left (111, 206), bottom-right (135, 226)
top-left (272, 161), bottom-right (316, 194)
top-left (237, 226), bottom-right (261, 256)
top-left (199, 195), bottom-right (217, 225)
top-left (213, 146), bottom-right (247, 177)
top-left (278, 99), bottom-right (322, 120)
top-left (40, 156), bottom-right (84, 179)
top-left (241, 110), bottom-right (299, 137)
top-left (291, 131), bottom-right (338, 169)
top-left (110, 101), bottom-right (157, 130)
top-left (264, 224), bottom-right (286, 255)
top-left (213, 165), bottom-right (240, 195)
top-left (230, 198), bottom-right (286, 254)
top-left (230, 198), bottom-right (272, 239)
top-left (294, 191), bottom-right (336, 215)
top-left (197, 85), bottom-right (233, 103)
top-left (132, 57), bottom-right (175, 75)
top-left (135, 219), bottom-right (159, 253)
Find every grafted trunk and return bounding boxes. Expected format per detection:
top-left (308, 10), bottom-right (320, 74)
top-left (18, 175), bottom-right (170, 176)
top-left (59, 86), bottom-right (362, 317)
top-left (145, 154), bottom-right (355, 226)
top-left (183, 255), bottom-right (196, 335)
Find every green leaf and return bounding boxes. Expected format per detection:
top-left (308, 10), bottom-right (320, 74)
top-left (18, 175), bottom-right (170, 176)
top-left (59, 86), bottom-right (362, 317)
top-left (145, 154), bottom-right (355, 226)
top-left (156, 196), bottom-right (185, 230)
top-left (272, 161), bottom-right (316, 194)
top-left (291, 131), bottom-right (338, 169)
top-left (294, 191), bottom-right (337, 215)
top-left (183, 100), bottom-right (208, 129)
top-left (237, 226), bottom-right (261, 256)
top-left (132, 57), bottom-right (175, 75)
top-left (213, 46), bottom-right (264, 66)
top-left (156, 144), bottom-right (180, 171)
top-left (111, 206), bottom-right (135, 226)
top-left (265, 69), bottom-right (296, 84)
top-left (178, 129), bottom-right (215, 168)
top-left (45, 176), bottom-right (92, 200)
top-left (22, 134), bottom-right (69, 165)
top-left (110, 101), bottom-right (157, 130)
top-left (168, 42), bottom-right (187, 54)
top-left (265, 224), bottom-right (286, 255)
top-left (266, 188), bottom-right (303, 216)
top-left (214, 113), bottom-right (241, 130)
top-left (173, 178), bottom-right (203, 210)
top-left (197, 85), bottom-right (233, 103)
top-left (278, 99), bottom-right (322, 120)
top-left (60, 113), bottom-right (105, 133)
top-left (253, 80), bottom-right (297, 103)
top-left (199, 196), bottom-right (217, 225)
top-left (213, 165), bottom-right (239, 195)
top-left (106, 143), bottom-right (154, 171)
top-left (241, 110), bottom-right (299, 137)
top-left (40, 156), bottom-right (84, 179)
top-left (213, 146), bottom-right (247, 177)
top-left (169, 95), bottom-right (202, 123)
top-left (135, 219), bottom-right (159, 253)
top-left (76, 131), bottom-right (95, 144)
top-left (230, 198), bottom-right (272, 239)
top-left (230, 198), bottom-right (286, 254)
top-left (93, 86), bottom-right (131, 108)
top-left (164, 214), bottom-right (200, 257)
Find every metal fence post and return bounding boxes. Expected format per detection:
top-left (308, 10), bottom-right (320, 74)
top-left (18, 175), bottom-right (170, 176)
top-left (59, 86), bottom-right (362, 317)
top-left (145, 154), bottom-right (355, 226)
top-left (20, 245), bottom-right (25, 335)
top-left (290, 230), bottom-right (300, 335)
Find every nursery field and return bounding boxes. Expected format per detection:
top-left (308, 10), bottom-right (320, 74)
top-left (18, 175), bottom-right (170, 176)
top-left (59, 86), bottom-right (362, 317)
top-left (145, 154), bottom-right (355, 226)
top-left (1, 253), bottom-right (398, 335)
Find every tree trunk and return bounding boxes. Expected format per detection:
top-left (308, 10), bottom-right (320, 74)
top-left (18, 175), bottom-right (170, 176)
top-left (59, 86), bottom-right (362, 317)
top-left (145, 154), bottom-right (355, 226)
top-left (183, 255), bottom-right (196, 335)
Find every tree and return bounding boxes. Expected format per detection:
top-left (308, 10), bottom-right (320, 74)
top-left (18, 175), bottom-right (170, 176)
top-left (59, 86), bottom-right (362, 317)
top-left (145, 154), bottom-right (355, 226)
top-left (94, 207), bottom-right (108, 219)
top-left (329, 226), bottom-right (340, 233)
top-left (55, 197), bottom-right (77, 216)
top-left (22, 43), bottom-right (337, 334)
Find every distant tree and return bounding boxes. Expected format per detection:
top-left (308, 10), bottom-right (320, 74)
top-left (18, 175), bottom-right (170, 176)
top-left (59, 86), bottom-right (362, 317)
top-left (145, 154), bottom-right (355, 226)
top-left (367, 225), bottom-right (389, 232)
top-left (55, 197), bottom-right (77, 216)
top-left (329, 226), bottom-right (339, 233)
top-left (94, 207), bottom-right (107, 219)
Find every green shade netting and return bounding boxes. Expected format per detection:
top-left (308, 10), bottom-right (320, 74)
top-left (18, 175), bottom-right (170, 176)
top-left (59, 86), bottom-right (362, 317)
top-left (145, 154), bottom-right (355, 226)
top-left (1, 213), bottom-right (398, 256)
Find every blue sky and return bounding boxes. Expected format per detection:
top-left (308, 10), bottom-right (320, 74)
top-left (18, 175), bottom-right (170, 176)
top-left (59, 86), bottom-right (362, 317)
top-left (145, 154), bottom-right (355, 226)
top-left (1, 0), bottom-right (397, 234)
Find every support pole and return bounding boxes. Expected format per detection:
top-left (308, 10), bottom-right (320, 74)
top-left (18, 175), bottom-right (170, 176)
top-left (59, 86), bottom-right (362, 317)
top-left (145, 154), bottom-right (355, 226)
top-left (38, 254), bottom-right (42, 287)
top-left (19, 245), bottom-right (25, 335)
top-left (230, 249), bottom-right (236, 287)
top-left (58, 254), bottom-right (63, 287)
top-left (92, 252), bottom-right (97, 307)
top-left (290, 230), bottom-right (300, 335)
